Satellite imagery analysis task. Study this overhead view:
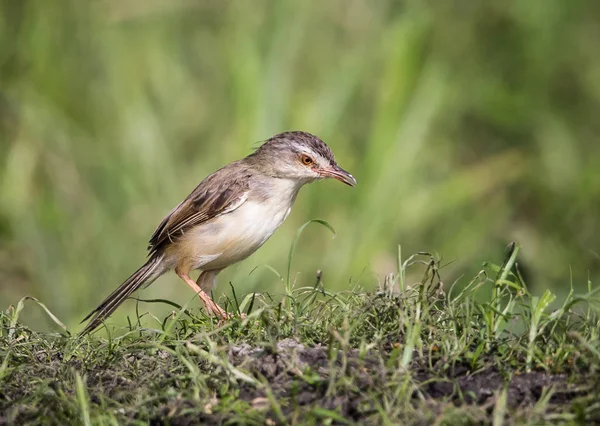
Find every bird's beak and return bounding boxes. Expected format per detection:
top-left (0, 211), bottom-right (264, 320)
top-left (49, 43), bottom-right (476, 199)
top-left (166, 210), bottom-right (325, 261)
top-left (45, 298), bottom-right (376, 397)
top-left (319, 164), bottom-right (357, 187)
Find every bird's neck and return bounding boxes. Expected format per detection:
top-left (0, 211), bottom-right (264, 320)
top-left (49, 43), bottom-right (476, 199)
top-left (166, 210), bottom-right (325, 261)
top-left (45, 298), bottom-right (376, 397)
top-left (269, 176), bottom-right (304, 204)
top-left (248, 172), bottom-right (305, 211)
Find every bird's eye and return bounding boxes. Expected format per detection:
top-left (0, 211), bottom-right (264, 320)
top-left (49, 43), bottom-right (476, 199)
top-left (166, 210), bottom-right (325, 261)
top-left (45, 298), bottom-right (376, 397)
top-left (301, 155), bottom-right (313, 165)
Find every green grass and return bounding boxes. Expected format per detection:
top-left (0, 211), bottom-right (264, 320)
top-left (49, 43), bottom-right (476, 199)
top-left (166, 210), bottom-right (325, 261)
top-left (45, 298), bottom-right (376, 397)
top-left (2, 2), bottom-right (600, 421)
top-left (2, 246), bottom-right (600, 425)
top-left (2, 0), bottom-right (600, 330)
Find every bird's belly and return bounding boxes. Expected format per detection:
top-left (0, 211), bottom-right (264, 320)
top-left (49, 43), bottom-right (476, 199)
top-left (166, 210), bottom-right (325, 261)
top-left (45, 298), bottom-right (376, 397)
top-left (176, 200), bottom-right (292, 271)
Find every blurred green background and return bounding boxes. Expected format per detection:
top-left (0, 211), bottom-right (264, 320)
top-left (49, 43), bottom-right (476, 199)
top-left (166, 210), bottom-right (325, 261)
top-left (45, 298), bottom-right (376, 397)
top-left (2, 0), bottom-right (600, 330)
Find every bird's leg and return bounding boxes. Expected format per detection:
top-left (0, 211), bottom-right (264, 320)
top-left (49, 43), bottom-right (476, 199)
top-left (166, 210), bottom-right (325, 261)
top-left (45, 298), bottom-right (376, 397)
top-left (196, 269), bottom-right (221, 293)
top-left (176, 272), bottom-right (228, 320)
top-left (196, 269), bottom-right (228, 319)
top-left (196, 269), bottom-right (247, 322)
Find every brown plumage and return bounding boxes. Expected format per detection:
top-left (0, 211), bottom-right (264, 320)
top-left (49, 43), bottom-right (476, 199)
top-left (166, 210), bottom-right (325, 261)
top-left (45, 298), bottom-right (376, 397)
top-left (81, 165), bottom-right (253, 335)
top-left (148, 163), bottom-right (253, 255)
top-left (80, 131), bottom-right (355, 335)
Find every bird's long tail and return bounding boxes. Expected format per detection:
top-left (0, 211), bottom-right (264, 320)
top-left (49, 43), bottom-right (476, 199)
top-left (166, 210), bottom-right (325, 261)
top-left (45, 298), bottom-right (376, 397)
top-left (80, 255), bottom-right (166, 335)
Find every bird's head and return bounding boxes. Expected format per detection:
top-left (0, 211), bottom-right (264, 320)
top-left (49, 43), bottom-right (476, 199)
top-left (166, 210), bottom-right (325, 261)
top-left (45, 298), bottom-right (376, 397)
top-left (251, 131), bottom-right (356, 187)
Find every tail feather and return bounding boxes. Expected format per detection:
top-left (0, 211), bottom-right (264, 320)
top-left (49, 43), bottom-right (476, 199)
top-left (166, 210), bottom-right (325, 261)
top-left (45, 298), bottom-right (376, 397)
top-left (80, 255), bottom-right (166, 335)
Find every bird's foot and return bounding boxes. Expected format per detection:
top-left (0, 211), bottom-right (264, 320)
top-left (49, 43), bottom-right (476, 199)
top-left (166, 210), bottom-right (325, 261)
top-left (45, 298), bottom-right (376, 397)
top-left (216, 311), bottom-right (247, 326)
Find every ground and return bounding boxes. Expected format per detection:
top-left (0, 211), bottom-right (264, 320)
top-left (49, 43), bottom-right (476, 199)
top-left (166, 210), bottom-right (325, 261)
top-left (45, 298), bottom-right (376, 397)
top-left (2, 248), bottom-right (600, 425)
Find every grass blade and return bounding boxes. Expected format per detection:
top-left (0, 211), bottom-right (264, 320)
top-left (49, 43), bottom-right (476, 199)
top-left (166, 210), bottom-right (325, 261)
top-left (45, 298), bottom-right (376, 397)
top-left (286, 219), bottom-right (336, 291)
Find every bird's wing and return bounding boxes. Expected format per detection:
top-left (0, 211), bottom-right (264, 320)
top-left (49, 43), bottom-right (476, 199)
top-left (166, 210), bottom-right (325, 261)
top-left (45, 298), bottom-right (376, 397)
top-left (148, 165), bottom-right (251, 254)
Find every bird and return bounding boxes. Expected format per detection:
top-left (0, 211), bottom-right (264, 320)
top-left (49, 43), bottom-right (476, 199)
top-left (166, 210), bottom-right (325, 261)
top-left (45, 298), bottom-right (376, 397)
top-left (80, 131), bottom-right (356, 334)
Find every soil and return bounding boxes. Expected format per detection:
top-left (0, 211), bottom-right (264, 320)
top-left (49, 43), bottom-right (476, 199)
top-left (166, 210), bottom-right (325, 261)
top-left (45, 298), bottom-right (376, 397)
top-left (227, 339), bottom-right (591, 422)
top-left (2, 338), bottom-right (596, 425)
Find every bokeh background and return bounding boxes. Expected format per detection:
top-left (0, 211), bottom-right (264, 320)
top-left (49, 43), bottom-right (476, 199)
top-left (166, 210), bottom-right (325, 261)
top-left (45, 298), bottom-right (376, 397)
top-left (2, 0), bottom-right (600, 330)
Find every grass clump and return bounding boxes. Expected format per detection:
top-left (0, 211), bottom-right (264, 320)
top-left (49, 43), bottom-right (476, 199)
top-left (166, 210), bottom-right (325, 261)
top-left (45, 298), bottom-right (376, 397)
top-left (2, 245), bottom-right (600, 425)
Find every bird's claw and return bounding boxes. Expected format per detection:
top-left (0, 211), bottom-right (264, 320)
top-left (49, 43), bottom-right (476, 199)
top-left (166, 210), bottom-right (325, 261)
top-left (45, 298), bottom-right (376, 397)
top-left (216, 312), bottom-right (247, 326)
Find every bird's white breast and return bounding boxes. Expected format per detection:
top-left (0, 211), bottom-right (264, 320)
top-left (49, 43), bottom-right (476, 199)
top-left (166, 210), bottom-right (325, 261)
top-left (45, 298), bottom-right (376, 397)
top-left (181, 177), bottom-right (301, 271)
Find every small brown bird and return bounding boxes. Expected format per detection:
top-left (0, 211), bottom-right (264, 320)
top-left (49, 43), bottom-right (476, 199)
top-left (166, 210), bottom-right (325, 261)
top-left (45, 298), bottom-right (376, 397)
top-left (81, 131), bottom-right (356, 334)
